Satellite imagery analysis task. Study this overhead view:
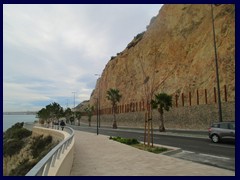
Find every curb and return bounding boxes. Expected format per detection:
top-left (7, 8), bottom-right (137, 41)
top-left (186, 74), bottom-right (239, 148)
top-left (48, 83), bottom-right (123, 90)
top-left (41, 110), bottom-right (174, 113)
top-left (153, 143), bottom-right (182, 156)
top-left (138, 141), bottom-right (182, 156)
top-left (161, 148), bottom-right (182, 156)
top-left (101, 127), bottom-right (209, 140)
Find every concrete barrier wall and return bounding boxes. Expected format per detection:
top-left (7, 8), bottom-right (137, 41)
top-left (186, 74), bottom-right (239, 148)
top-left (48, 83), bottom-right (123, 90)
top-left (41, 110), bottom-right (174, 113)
top-left (32, 127), bottom-right (65, 142)
top-left (77, 101), bottom-right (235, 130)
top-left (54, 138), bottom-right (75, 176)
top-left (30, 127), bottom-right (74, 176)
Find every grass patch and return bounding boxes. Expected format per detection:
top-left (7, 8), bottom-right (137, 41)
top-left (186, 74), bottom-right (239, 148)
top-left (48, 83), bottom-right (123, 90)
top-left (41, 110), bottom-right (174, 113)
top-left (109, 136), bottom-right (170, 154)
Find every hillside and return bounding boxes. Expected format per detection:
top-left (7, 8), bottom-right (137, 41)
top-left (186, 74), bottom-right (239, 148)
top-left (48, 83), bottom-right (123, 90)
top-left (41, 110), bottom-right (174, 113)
top-left (89, 4), bottom-right (235, 109)
top-left (3, 123), bottom-right (58, 176)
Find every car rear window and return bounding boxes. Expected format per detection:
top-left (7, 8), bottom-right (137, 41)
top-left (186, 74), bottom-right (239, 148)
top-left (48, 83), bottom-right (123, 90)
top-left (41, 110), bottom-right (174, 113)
top-left (229, 123), bottom-right (235, 130)
top-left (212, 123), bottom-right (219, 128)
top-left (219, 123), bottom-right (229, 129)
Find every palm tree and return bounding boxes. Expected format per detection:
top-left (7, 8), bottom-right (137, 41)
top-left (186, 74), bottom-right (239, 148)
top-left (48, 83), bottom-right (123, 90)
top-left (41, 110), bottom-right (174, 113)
top-left (75, 111), bottom-right (82, 126)
top-left (84, 105), bottom-right (94, 127)
top-left (151, 93), bottom-right (172, 132)
top-left (70, 116), bottom-right (75, 125)
top-left (106, 88), bottom-right (122, 129)
top-left (64, 108), bottom-right (73, 124)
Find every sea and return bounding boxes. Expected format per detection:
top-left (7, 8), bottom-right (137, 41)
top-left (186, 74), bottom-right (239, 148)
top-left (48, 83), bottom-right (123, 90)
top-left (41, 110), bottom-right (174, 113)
top-left (3, 114), bottom-right (38, 132)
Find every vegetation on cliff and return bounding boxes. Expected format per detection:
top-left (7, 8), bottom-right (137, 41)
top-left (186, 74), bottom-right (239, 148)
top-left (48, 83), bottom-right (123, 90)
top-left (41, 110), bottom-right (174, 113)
top-left (3, 122), bottom-right (58, 176)
top-left (3, 122), bottom-right (32, 157)
top-left (126, 31), bottom-right (145, 49)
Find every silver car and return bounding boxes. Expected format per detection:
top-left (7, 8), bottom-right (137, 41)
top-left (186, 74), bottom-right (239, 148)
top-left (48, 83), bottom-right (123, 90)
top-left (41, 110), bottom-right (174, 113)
top-left (208, 121), bottom-right (235, 143)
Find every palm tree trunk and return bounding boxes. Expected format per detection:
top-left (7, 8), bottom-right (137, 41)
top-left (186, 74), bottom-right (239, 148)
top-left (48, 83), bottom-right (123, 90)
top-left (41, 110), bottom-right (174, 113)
top-left (88, 117), bottom-right (91, 127)
top-left (112, 106), bottom-right (117, 129)
top-left (159, 111), bottom-right (165, 132)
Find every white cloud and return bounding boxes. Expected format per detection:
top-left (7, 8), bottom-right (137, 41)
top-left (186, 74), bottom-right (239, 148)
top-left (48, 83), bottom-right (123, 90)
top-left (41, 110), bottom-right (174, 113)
top-left (3, 4), bottom-right (163, 112)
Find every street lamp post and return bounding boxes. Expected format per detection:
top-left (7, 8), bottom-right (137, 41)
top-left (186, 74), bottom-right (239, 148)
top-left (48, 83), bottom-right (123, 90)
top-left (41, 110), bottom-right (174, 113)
top-left (72, 91), bottom-right (76, 123)
top-left (94, 74), bottom-right (101, 128)
top-left (93, 97), bottom-right (99, 135)
top-left (72, 91), bottom-right (76, 109)
top-left (96, 98), bottom-right (99, 135)
top-left (211, 4), bottom-right (223, 122)
top-left (65, 99), bottom-right (69, 109)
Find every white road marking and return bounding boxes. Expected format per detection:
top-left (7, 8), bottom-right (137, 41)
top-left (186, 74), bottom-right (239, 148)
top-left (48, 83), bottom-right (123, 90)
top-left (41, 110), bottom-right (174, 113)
top-left (199, 153), bottom-right (230, 160)
top-left (182, 150), bottom-right (195, 154)
top-left (209, 143), bottom-right (235, 149)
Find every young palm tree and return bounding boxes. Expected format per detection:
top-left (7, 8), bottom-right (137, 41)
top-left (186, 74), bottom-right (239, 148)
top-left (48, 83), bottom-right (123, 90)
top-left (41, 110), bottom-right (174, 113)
top-left (64, 108), bottom-right (73, 124)
top-left (151, 93), bottom-right (172, 132)
top-left (84, 105), bottom-right (94, 127)
top-left (75, 111), bottom-right (82, 126)
top-left (106, 88), bottom-right (122, 129)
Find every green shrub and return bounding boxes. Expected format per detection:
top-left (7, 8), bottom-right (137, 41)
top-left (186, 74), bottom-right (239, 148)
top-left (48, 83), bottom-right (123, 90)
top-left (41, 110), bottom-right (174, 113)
top-left (4, 122), bottom-right (24, 136)
top-left (3, 139), bottom-right (24, 157)
top-left (12, 128), bottom-right (32, 139)
top-left (110, 136), bottom-right (170, 154)
top-left (109, 136), bottom-right (139, 145)
top-left (135, 31), bottom-right (145, 40)
top-left (3, 122), bottom-right (32, 158)
top-left (36, 142), bottom-right (58, 161)
top-left (127, 31), bottom-right (145, 49)
top-left (30, 135), bottom-right (53, 158)
top-left (110, 56), bottom-right (116, 60)
top-left (10, 122), bottom-right (24, 129)
top-left (9, 158), bottom-right (37, 176)
top-left (4, 123), bottom-right (32, 141)
top-left (147, 147), bottom-right (168, 154)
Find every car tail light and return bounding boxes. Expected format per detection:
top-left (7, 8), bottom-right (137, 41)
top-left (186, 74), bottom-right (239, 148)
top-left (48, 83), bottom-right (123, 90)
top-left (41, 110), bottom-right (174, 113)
top-left (208, 128), bottom-right (212, 132)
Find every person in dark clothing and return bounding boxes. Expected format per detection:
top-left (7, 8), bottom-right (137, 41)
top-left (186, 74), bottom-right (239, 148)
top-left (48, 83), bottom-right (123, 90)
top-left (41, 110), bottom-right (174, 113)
top-left (60, 120), bottom-right (66, 130)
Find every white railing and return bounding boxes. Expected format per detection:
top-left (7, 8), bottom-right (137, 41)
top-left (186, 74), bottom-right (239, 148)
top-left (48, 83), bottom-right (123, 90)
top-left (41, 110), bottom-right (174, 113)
top-left (25, 123), bottom-right (74, 176)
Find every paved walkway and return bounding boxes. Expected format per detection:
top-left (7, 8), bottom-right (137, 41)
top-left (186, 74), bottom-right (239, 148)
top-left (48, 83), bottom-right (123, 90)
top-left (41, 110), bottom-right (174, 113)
top-left (70, 131), bottom-right (234, 176)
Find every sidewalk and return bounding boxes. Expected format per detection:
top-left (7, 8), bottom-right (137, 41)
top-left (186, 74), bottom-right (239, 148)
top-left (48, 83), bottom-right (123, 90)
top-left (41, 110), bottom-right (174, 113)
top-left (70, 131), bottom-right (234, 176)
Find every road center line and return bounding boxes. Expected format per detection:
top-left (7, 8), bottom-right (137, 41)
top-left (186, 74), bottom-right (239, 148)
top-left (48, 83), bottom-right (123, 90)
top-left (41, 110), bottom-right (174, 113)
top-left (199, 153), bottom-right (230, 160)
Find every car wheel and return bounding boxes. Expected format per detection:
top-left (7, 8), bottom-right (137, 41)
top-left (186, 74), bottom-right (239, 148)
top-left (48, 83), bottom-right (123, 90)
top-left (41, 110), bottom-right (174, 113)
top-left (211, 134), bottom-right (220, 143)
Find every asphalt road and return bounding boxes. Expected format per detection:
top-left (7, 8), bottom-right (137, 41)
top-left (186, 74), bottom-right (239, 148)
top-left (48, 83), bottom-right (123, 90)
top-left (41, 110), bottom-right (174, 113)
top-left (68, 124), bottom-right (235, 171)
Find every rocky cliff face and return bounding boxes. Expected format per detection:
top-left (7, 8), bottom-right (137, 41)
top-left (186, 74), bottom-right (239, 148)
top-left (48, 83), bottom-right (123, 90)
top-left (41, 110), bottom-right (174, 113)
top-left (90, 4), bottom-right (235, 109)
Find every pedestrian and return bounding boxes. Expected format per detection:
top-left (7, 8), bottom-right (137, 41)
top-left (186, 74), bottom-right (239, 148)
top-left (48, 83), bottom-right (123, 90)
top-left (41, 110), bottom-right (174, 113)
top-left (60, 120), bottom-right (66, 131)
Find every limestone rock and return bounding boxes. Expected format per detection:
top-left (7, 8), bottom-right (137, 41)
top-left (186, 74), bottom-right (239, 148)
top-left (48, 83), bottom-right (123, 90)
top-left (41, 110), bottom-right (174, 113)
top-left (90, 4), bottom-right (235, 108)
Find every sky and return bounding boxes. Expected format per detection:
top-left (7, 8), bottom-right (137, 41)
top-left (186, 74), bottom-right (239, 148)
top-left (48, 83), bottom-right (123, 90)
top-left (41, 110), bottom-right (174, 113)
top-left (3, 4), bottom-right (163, 112)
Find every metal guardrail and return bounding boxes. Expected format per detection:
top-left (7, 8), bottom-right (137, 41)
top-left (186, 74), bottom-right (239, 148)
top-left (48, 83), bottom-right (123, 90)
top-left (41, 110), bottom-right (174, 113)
top-left (25, 124), bottom-right (74, 176)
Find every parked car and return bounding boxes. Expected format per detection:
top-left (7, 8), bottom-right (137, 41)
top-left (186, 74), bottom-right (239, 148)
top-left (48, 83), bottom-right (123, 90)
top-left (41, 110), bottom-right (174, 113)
top-left (208, 121), bottom-right (235, 143)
